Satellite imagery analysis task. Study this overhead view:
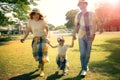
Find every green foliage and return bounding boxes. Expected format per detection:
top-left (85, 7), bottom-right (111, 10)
top-left (0, 11), bottom-right (9, 26)
top-left (0, 0), bottom-right (36, 26)
top-left (65, 9), bottom-right (79, 29)
top-left (54, 25), bottom-right (67, 30)
top-left (95, 2), bottom-right (120, 31)
top-left (48, 24), bottom-right (55, 30)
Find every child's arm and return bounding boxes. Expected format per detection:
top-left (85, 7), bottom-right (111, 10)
top-left (48, 43), bottom-right (57, 48)
top-left (69, 37), bottom-right (75, 48)
top-left (46, 39), bottom-right (57, 48)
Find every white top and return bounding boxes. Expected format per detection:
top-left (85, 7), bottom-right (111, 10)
top-left (57, 44), bottom-right (70, 57)
top-left (78, 14), bottom-right (86, 38)
top-left (28, 20), bottom-right (48, 37)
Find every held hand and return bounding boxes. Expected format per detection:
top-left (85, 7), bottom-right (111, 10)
top-left (99, 29), bottom-right (103, 34)
top-left (73, 35), bottom-right (76, 40)
top-left (20, 39), bottom-right (25, 43)
top-left (46, 39), bottom-right (50, 44)
top-left (88, 34), bottom-right (95, 41)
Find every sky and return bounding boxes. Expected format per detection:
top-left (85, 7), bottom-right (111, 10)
top-left (31, 0), bottom-right (119, 26)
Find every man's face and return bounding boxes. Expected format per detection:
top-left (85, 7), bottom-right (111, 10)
top-left (78, 2), bottom-right (87, 11)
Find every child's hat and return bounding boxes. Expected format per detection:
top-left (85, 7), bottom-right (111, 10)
top-left (57, 36), bottom-right (64, 42)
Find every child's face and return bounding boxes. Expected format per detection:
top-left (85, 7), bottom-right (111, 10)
top-left (58, 40), bottom-right (64, 44)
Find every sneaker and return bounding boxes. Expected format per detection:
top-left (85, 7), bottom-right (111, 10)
top-left (87, 66), bottom-right (89, 71)
top-left (80, 70), bottom-right (87, 76)
top-left (40, 71), bottom-right (45, 77)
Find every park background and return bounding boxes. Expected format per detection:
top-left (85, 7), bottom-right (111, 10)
top-left (0, 0), bottom-right (120, 80)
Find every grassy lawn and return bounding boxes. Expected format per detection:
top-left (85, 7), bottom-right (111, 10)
top-left (0, 32), bottom-right (120, 80)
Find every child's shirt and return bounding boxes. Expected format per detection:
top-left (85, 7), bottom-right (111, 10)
top-left (57, 44), bottom-right (70, 58)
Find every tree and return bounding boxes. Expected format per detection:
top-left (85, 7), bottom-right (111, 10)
top-left (48, 24), bottom-right (55, 30)
top-left (0, 0), bottom-right (36, 26)
top-left (54, 25), bottom-right (67, 30)
top-left (95, 1), bottom-right (120, 31)
top-left (65, 9), bottom-right (79, 29)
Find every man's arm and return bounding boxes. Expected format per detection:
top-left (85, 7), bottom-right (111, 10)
top-left (69, 37), bottom-right (75, 48)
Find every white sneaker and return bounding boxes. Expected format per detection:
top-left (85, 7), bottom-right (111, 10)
top-left (80, 70), bottom-right (87, 76)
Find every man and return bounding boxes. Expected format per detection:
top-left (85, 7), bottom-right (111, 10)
top-left (73, 0), bottom-right (97, 77)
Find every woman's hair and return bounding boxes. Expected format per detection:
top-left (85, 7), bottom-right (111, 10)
top-left (29, 12), bottom-right (44, 20)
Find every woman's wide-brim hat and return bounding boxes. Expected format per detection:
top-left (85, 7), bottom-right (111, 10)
top-left (31, 8), bottom-right (40, 13)
top-left (78, 0), bottom-right (88, 6)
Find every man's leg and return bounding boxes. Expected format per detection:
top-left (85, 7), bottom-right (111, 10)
top-left (78, 37), bottom-right (86, 71)
top-left (85, 41), bottom-right (92, 70)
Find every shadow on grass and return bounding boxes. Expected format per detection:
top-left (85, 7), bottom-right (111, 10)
top-left (0, 42), bottom-right (9, 46)
top-left (46, 71), bottom-right (64, 80)
top-left (71, 49), bottom-right (79, 52)
top-left (90, 38), bottom-right (120, 80)
top-left (9, 69), bottom-right (39, 80)
top-left (63, 72), bottom-right (85, 80)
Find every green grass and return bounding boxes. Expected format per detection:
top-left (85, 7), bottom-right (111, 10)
top-left (0, 32), bottom-right (120, 80)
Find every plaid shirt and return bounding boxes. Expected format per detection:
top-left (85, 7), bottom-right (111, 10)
top-left (74, 12), bottom-right (97, 38)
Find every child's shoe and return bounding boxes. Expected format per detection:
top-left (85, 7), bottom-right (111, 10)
top-left (63, 71), bottom-right (66, 76)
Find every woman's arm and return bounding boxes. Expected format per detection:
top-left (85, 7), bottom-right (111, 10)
top-left (20, 26), bottom-right (31, 43)
top-left (45, 25), bottom-right (48, 35)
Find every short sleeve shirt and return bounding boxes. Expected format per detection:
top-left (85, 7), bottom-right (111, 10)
top-left (28, 20), bottom-right (48, 37)
top-left (57, 44), bottom-right (70, 56)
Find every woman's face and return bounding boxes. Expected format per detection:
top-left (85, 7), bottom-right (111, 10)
top-left (32, 13), bottom-right (40, 20)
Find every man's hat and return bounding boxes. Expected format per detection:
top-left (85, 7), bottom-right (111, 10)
top-left (78, 0), bottom-right (88, 6)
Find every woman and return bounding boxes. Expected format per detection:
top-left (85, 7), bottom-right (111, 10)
top-left (20, 8), bottom-right (49, 77)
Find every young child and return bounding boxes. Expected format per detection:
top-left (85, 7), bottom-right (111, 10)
top-left (47, 36), bottom-right (74, 75)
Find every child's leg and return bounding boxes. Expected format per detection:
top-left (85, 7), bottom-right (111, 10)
top-left (66, 62), bottom-right (70, 70)
top-left (56, 57), bottom-right (61, 69)
top-left (61, 59), bottom-right (67, 75)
